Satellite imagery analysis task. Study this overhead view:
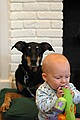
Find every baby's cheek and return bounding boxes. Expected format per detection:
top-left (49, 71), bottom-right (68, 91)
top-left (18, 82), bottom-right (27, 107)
top-left (53, 83), bottom-right (60, 90)
top-left (50, 83), bottom-right (57, 90)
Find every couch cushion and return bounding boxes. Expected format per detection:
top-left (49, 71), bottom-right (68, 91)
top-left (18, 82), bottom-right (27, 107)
top-left (0, 88), bottom-right (38, 120)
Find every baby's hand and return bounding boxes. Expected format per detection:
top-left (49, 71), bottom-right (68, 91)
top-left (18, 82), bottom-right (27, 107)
top-left (57, 86), bottom-right (74, 98)
top-left (63, 86), bottom-right (75, 98)
top-left (56, 87), bottom-right (64, 98)
top-left (70, 90), bottom-right (75, 97)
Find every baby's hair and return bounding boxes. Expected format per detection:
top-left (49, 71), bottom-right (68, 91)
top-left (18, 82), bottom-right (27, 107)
top-left (42, 53), bottom-right (70, 73)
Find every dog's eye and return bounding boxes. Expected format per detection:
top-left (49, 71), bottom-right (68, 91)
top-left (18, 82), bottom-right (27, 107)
top-left (27, 46), bottom-right (31, 55)
top-left (28, 46), bottom-right (31, 49)
top-left (36, 46), bottom-right (39, 49)
top-left (28, 46), bottom-right (31, 50)
top-left (36, 46), bottom-right (39, 51)
top-left (36, 46), bottom-right (41, 53)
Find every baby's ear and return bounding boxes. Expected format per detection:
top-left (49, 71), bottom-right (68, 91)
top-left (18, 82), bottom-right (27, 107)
top-left (42, 73), bottom-right (47, 82)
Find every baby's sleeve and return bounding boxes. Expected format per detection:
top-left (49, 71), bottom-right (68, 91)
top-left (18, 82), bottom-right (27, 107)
top-left (69, 83), bottom-right (80, 104)
top-left (36, 85), bottom-right (58, 113)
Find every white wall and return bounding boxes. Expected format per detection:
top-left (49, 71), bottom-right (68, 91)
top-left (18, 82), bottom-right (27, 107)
top-left (0, 0), bottom-right (63, 85)
top-left (0, 0), bottom-right (9, 79)
top-left (10, 0), bottom-right (63, 79)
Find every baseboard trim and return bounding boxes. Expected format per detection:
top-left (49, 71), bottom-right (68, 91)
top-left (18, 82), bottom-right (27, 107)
top-left (0, 80), bottom-right (12, 89)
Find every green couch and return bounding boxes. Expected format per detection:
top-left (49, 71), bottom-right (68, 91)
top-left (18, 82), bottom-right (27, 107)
top-left (0, 88), bottom-right (80, 120)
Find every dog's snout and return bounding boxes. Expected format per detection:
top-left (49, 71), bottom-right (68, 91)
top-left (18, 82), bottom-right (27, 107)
top-left (31, 60), bottom-right (37, 66)
top-left (31, 54), bottom-right (37, 65)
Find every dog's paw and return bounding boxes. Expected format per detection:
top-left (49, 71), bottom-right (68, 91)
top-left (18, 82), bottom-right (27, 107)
top-left (1, 100), bottom-right (11, 112)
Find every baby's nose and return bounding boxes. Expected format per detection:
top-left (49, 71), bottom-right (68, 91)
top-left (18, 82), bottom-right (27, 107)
top-left (61, 78), bottom-right (66, 84)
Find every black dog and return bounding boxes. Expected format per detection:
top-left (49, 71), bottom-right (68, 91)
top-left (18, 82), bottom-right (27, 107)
top-left (11, 41), bottom-right (54, 97)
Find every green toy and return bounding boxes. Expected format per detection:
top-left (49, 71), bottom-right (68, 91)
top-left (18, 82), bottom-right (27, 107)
top-left (54, 88), bottom-right (76, 120)
top-left (63, 87), bottom-right (75, 120)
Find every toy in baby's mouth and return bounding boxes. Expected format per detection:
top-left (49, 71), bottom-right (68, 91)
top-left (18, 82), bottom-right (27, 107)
top-left (54, 87), bottom-right (76, 120)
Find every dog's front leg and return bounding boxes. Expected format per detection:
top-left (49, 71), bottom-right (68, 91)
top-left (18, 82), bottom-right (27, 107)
top-left (0, 112), bottom-right (3, 120)
top-left (1, 92), bottom-right (23, 112)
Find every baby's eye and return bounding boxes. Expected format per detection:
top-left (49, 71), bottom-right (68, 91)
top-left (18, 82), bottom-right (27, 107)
top-left (65, 76), bottom-right (70, 78)
top-left (55, 77), bottom-right (60, 79)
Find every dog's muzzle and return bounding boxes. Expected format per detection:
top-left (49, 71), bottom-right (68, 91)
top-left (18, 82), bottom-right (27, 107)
top-left (27, 56), bottom-right (40, 72)
top-left (30, 65), bottom-right (38, 72)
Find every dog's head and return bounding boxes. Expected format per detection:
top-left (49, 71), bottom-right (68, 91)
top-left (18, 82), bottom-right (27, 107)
top-left (11, 41), bottom-right (54, 72)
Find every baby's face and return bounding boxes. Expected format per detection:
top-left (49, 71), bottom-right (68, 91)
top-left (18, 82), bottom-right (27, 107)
top-left (45, 61), bottom-right (70, 90)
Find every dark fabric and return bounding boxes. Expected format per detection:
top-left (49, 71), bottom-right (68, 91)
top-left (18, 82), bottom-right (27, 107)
top-left (0, 88), bottom-right (38, 120)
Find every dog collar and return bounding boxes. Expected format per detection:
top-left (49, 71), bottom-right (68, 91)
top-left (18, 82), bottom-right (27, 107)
top-left (24, 72), bottom-right (29, 85)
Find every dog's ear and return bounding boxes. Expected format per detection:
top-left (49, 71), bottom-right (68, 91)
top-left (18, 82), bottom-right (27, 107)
top-left (40, 42), bottom-right (55, 53)
top-left (11, 41), bottom-right (26, 52)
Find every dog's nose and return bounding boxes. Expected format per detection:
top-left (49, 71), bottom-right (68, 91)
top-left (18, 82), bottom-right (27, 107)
top-left (31, 54), bottom-right (37, 65)
top-left (31, 60), bottom-right (37, 66)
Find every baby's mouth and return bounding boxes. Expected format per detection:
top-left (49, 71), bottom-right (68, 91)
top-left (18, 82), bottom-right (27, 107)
top-left (61, 85), bottom-right (66, 88)
top-left (61, 84), bottom-right (69, 89)
top-left (57, 85), bottom-right (67, 89)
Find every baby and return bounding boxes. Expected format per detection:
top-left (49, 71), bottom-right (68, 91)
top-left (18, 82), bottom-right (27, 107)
top-left (36, 53), bottom-right (80, 120)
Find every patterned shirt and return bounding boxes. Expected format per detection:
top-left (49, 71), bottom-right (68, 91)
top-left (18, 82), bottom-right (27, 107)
top-left (36, 82), bottom-right (80, 120)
